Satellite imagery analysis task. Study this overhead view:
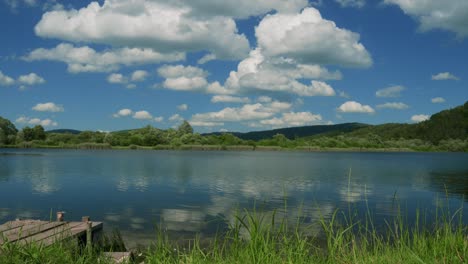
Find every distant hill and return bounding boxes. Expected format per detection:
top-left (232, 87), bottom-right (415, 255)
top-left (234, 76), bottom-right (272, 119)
top-left (205, 123), bottom-right (369, 140)
top-left (335, 101), bottom-right (468, 143)
top-left (46, 129), bottom-right (81, 135)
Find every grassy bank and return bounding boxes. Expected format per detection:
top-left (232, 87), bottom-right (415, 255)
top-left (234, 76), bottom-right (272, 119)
top-left (2, 207), bottom-right (466, 264)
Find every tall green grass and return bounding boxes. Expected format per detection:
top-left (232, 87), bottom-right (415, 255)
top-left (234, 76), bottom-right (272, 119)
top-left (1, 204), bottom-right (466, 263)
top-left (141, 201), bottom-right (467, 264)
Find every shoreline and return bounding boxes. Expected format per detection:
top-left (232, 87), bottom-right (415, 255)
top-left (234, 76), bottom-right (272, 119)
top-left (1, 144), bottom-right (448, 153)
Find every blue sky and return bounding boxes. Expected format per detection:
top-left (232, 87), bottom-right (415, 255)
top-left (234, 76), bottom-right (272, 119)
top-left (0, 0), bottom-right (466, 132)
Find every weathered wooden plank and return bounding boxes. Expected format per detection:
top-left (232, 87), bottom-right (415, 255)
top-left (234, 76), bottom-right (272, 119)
top-left (1, 220), bottom-right (104, 249)
top-left (16, 222), bottom-right (83, 246)
top-left (27, 222), bottom-right (102, 247)
top-left (0, 220), bottom-right (39, 233)
top-left (1, 221), bottom-right (67, 244)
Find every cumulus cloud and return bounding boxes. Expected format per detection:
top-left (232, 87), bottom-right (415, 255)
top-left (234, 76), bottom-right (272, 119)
top-left (191, 100), bottom-right (293, 124)
top-left (189, 121), bottom-right (224, 127)
top-left (338, 101), bottom-right (375, 113)
top-left (211, 95), bottom-right (251, 104)
top-left (192, 104), bottom-right (274, 123)
top-left (259, 112), bottom-right (322, 127)
top-left (384, 0), bottom-right (468, 37)
top-left (158, 65), bottom-right (208, 91)
top-left (17, 73), bottom-right (45, 85)
top-left (375, 85), bottom-right (405, 98)
top-left (0, 71), bottom-right (15, 86)
top-left (158, 65), bottom-right (208, 79)
top-left (218, 6), bottom-right (371, 98)
top-left (131, 70), bottom-right (148, 82)
top-left (113, 108), bottom-right (133, 118)
top-left (224, 49), bottom-right (340, 96)
top-left (154, 116), bottom-right (164, 122)
top-left (24, 43), bottom-right (184, 73)
top-left (431, 72), bottom-right (460, 81)
top-left (334, 0), bottom-right (365, 8)
top-left (376, 102), bottom-right (409, 110)
top-left (256, 8), bottom-right (372, 67)
top-left (133, 111), bottom-right (153, 120)
top-left (107, 73), bottom-right (127, 84)
top-left (411, 114), bottom-right (430, 123)
top-left (32, 102), bottom-right (64, 112)
top-left (431, 97), bottom-right (445, 103)
top-left (177, 104), bottom-right (188, 111)
top-left (34, 1), bottom-right (250, 60)
top-left (169, 114), bottom-right (183, 122)
top-left (156, 64), bottom-right (231, 94)
top-left (16, 116), bottom-right (58, 127)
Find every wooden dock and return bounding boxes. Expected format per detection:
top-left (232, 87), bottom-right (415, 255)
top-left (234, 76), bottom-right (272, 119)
top-left (0, 213), bottom-right (133, 263)
top-left (0, 218), bottom-right (103, 247)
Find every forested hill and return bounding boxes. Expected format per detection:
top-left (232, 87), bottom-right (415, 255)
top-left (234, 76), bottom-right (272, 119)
top-left (343, 101), bottom-right (467, 143)
top-left (205, 123), bottom-right (369, 140)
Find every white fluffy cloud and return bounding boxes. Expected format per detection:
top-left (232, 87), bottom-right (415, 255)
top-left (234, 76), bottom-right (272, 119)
top-left (16, 116), bottom-right (58, 127)
top-left (24, 43), bottom-right (184, 73)
top-left (156, 64), bottom-right (230, 94)
top-left (169, 114), bottom-right (183, 122)
top-left (131, 70), bottom-right (148, 82)
top-left (376, 85), bottom-right (405, 98)
top-left (431, 72), bottom-right (460, 81)
top-left (431, 97), bottom-right (445, 103)
top-left (107, 73), bottom-right (127, 84)
top-left (32, 102), bottom-right (64, 112)
top-left (384, 0), bottom-right (468, 37)
top-left (191, 100), bottom-right (293, 124)
top-left (113, 108), bottom-right (133, 118)
top-left (259, 112), bottom-right (322, 127)
top-left (34, 1), bottom-right (250, 60)
top-left (256, 8), bottom-right (372, 67)
top-left (411, 114), bottom-right (430, 123)
top-left (211, 95), bottom-right (251, 104)
top-left (192, 104), bottom-right (274, 123)
top-left (0, 71), bottom-right (15, 86)
top-left (376, 102), bottom-right (409, 110)
top-left (190, 121), bottom-right (224, 127)
top-left (334, 0), bottom-right (365, 8)
top-left (154, 116), bottom-right (164, 122)
top-left (224, 49), bottom-right (339, 96)
top-left (17, 73), bottom-right (45, 85)
top-left (338, 101), bottom-right (375, 113)
top-left (177, 104), bottom-right (188, 111)
top-left (158, 65), bottom-right (208, 79)
top-left (133, 110), bottom-right (153, 120)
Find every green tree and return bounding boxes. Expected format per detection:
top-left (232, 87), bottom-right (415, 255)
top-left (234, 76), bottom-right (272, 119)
top-left (22, 127), bottom-right (34, 141)
top-left (178, 120), bottom-right (193, 135)
top-left (0, 116), bottom-right (18, 144)
top-left (33, 125), bottom-right (46, 140)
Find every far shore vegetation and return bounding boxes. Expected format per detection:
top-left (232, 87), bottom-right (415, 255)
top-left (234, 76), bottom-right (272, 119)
top-left (1, 102), bottom-right (467, 152)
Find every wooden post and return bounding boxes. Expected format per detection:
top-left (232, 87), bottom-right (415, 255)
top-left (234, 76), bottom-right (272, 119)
top-left (86, 221), bottom-right (92, 253)
top-left (56, 211), bottom-right (64, 222)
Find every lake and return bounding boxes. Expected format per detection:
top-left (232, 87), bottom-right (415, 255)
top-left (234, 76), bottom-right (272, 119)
top-left (0, 149), bottom-right (467, 247)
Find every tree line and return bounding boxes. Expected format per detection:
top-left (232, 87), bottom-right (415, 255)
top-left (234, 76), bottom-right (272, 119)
top-left (0, 102), bottom-right (466, 152)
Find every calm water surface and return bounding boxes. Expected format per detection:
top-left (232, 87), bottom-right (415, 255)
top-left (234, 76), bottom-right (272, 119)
top-left (0, 149), bottom-right (467, 247)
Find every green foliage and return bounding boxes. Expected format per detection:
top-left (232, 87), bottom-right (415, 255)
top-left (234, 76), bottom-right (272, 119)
top-left (178, 120), bottom-right (193, 135)
top-left (0, 102), bottom-right (466, 152)
top-left (0, 116), bottom-right (18, 145)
